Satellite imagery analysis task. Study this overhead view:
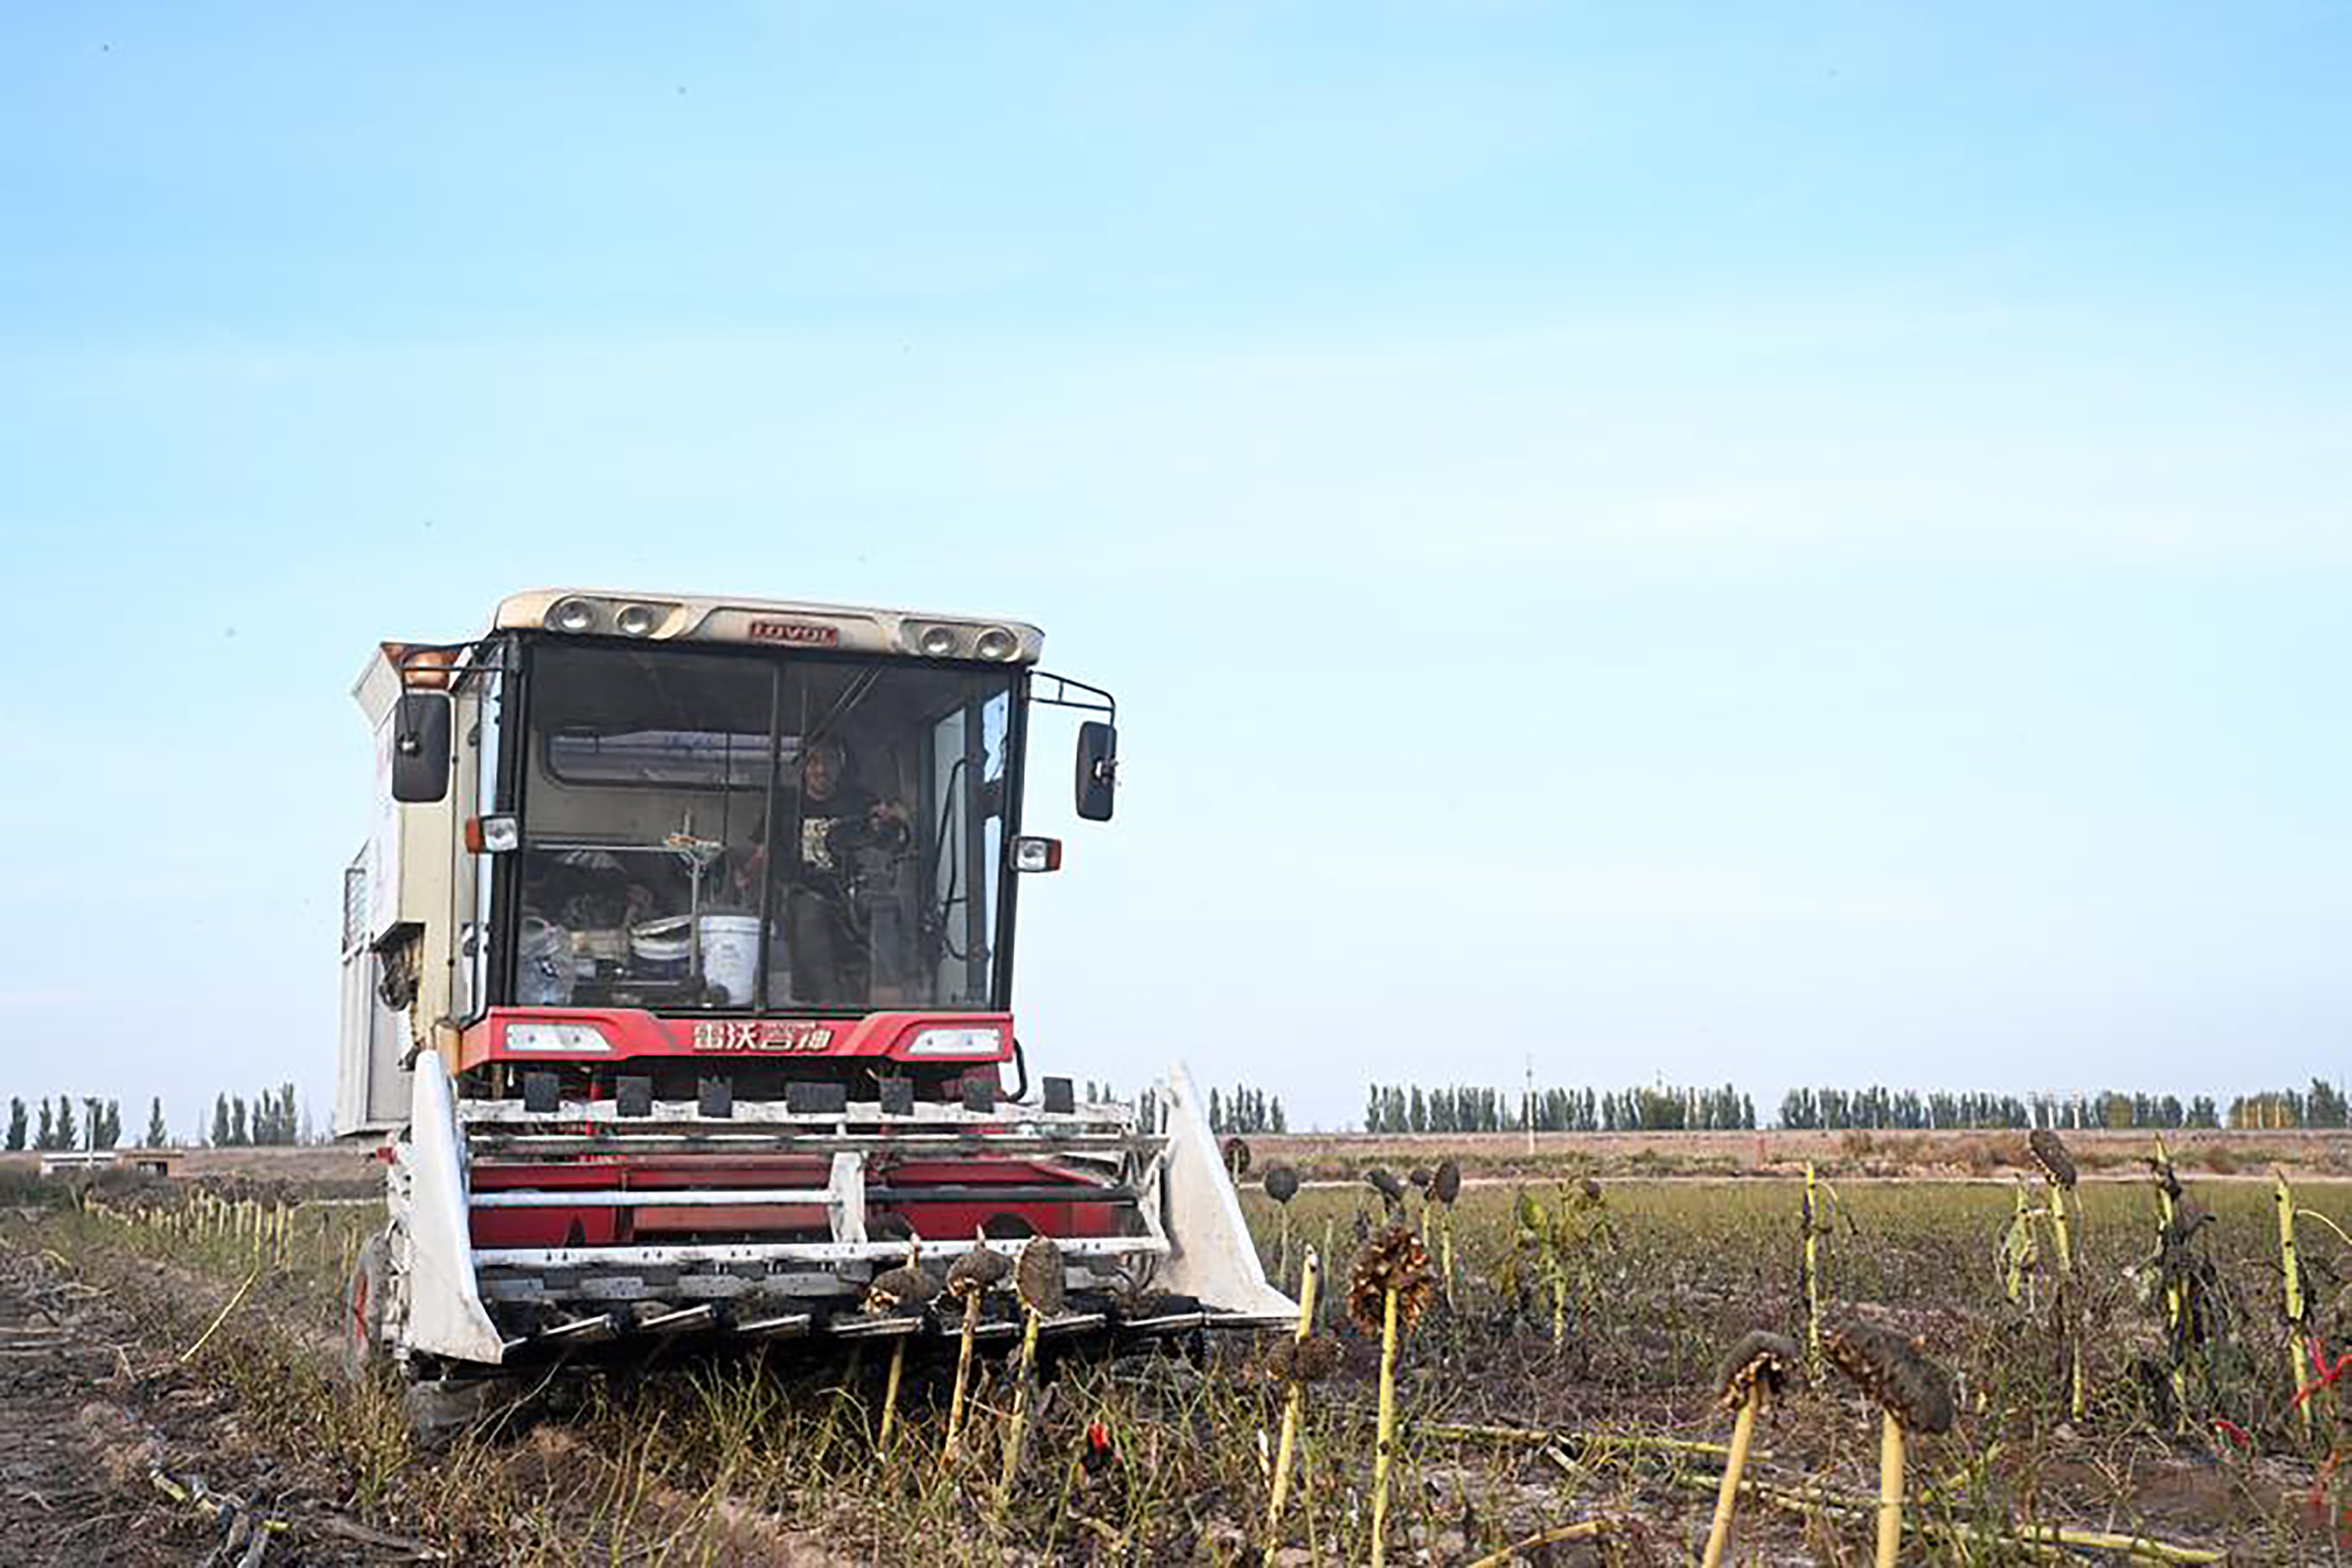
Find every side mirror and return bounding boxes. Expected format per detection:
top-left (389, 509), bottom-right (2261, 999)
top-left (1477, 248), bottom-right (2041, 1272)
top-left (391, 691), bottom-right (452, 804)
top-left (1074, 721), bottom-right (1117, 822)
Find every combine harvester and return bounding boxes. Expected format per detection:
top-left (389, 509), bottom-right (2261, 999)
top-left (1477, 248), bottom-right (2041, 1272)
top-left (337, 588), bottom-right (1291, 1423)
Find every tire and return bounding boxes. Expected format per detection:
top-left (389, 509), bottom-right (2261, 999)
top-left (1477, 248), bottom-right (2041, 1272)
top-left (403, 1377), bottom-right (517, 1451)
top-left (341, 1231), bottom-right (391, 1384)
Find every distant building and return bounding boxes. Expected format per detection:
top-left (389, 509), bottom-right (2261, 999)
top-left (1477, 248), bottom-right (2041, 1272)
top-left (36, 1148), bottom-right (183, 1179)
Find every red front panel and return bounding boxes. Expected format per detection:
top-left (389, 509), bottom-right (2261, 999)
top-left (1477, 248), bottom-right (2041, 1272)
top-left (457, 1007), bottom-right (1015, 1073)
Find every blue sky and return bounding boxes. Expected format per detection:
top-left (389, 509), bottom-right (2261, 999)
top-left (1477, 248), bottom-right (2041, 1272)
top-left (3, 4), bottom-right (2348, 1136)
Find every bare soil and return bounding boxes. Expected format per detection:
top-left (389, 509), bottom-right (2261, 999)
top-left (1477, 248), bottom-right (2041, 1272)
top-left (0, 1232), bottom-right (391, 1566)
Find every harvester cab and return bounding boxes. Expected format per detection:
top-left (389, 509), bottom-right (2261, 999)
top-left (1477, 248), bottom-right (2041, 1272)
top-left (337, 589), bottom-right (1292, 1393)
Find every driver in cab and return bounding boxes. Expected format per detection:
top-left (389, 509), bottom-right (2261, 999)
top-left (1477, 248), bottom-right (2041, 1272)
top-left (726, 736), bottom-right (912, 1005)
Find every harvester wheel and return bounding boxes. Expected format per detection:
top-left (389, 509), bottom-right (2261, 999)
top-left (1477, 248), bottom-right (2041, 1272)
top-left (341, 1231), bottom-right (391, 1383)
top-left (403, 1377), bottom-right (517, 1452)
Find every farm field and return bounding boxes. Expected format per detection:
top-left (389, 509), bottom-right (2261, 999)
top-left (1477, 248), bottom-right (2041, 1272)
top-left (4, 1140), bottom-right (2351, 1564)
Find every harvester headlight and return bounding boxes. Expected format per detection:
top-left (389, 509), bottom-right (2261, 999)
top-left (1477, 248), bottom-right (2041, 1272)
top-left (506, 1022), bottom-right (610, 1052)
top-left (546, 596), bottom-right (599, 633)
top-left (464, 813), bottom-right (520, 854)
top-left (614, 602), bottom-right (663, 637)
top-left (974, 625), bottom-right (1019, 661)
top-left (904, 1026), bottom-right (1004, 1057)
top-left (916, 623), bottom-right (962, 658)
top-left (1009, 835), bottom-right (1062, 873)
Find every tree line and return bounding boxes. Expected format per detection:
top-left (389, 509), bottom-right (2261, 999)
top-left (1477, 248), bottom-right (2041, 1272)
top-left (1337, 1079), bottom-right (2352, 1135)
top-left (207, 1084), bottom-right (306, 1147)
top-left (1210, 1084), bottom-right (1288, 1135)
top-left (4, 1096), bottom-right (127, 1152)
top-left (1366, 1083), bottom-right (1757, 1133)
top-left (5, 1086), bottom-right (314, 1151)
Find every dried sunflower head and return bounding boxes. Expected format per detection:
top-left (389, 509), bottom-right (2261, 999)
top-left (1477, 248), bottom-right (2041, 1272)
top-left (1348, 1224), bottom-right (1435, 1335)
top-left (1825, 1320), bottom-right (1954, 1434)
top-left (1266, 1333), bottom-right (1345, 1384)
top-left (865, 1261), bottom-right (940, 1315)
top-left (864, 1238), bottom-right (940, 1313)
top-left (1263, 1163), bottom-right (1301, 1205)
top-left (1713, 1329), bottom-right (1801, 1411)
top-left (1364, 1168), bottom-right (1406, 1212)
top-left (948, 1237), bottom-right (1010, 1298)
top-left (1430, 1159), bottom-right (1462, 1206)
top-left (2027, 1129), bottom-right (2077, 1189)
top-left (1408, 1167), bottom-right (1433, 1192)
top-left (1222, 1137), bottom-right (1253, 1178)
top-left (1015, 1235), bottom-right (1066, 1317)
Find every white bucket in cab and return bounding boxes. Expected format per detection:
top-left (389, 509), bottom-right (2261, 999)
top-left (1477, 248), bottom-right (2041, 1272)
top-left (698, 914), bottom-right (761, 1004)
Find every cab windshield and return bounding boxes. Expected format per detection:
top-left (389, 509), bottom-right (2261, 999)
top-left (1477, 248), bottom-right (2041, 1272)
top-left (511, 641), bottom-right (1017, 1013)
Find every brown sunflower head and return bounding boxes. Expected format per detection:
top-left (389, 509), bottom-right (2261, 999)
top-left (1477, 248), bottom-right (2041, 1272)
top-left (1348, 1224), bottom-right (1435, 1335)
top-left (947, 1237), bottom-right (1010, 1298)
top-left (1263, 1163), bottom-right (1301, 1205)
top-left (1266, 1332), bottom-right (1345, 1384)
top-left (1222, 1136), bottom-right (1253, 1178)
top-left (1825, 1320), bottom-right (1954, 1434)
top-left (864, 1262), bottom-right (940, 1315)
top-left (1430, 1159), bottom-right (1462, 1206)
top-left (1713, 1329), bottom-right (1801, 1411)
top-left (2027, 1128), bottom-right (2077, 1189)
top-left (1015, 1235), bottom-right (1066, 1317)
top-left (1364, 1167), bottom-right (1406, 1212)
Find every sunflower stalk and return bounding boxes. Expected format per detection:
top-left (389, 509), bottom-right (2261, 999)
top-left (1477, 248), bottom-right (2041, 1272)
top-left (877, 1338), bottom-right (908, 1453)
top-left (943, 1230), bottom-right (1009, 1462)
top-left (1702, 1331), bottom-right (1796, 1568)
top-left (2001, 1184), bottom-right (2037, 1308)
top-left (1802, 1163), bottom-right (1826, 1372)
top-left (2149, 1136), bottom-right (2188, 1429)
top-left (1371, 1284), bottom-right (1399, 1568)
top-left (1262, 1249), bottom-right (1321, 1565)
top-left (2275, 1170), bottom-right (2314, 1438)
top-left (2049, 1184), bottom-right (2084, 1421)
top-left (944, 1291), bottom-right (982, 1458)
top-left (1349, 1225), bottom-right (1431, 1568)
top-left (1876, 1411), bottom-right (1905, 1568)
top-left (997, 1236), bottom-right (1064, 1502)
top-left (997, 1303), bottom-right (1043, 1502)
top-left (2032, 1130), bottom-right (2084, 1422)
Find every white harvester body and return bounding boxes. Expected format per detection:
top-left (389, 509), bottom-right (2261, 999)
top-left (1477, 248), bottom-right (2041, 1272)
top-left (342, 589), bottom-right (1293, 1382)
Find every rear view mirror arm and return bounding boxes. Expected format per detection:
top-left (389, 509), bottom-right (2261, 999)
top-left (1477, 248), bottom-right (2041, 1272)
top-left (1029, 671), bottom-right (1116, 726)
